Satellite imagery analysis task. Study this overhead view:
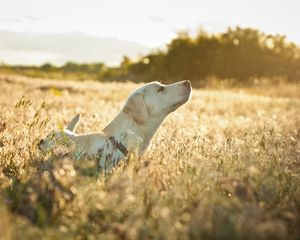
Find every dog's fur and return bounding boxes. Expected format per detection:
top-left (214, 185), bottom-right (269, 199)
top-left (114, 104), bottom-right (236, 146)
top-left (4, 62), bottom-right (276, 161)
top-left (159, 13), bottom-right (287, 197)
top-left (39, 80), bottom-right (192, 171)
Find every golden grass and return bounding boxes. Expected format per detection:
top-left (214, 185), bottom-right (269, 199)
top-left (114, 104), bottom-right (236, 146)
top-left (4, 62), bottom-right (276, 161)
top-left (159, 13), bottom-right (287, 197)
top-left (0, 74), bottom-right (299, 239)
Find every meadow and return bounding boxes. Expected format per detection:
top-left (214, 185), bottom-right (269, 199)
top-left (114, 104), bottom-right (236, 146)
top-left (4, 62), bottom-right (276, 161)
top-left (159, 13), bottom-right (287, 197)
top-left (0, 74), bottom-right (299, 239)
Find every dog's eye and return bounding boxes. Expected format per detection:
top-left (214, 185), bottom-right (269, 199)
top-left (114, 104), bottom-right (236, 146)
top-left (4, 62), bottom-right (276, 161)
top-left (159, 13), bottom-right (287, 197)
top-left (156, 86), bottom-right (164, 92)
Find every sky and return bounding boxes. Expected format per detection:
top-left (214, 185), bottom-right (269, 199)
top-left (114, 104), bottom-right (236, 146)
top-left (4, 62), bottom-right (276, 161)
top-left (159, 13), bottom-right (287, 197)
top-left (0, 0), bottom-right (299, 65)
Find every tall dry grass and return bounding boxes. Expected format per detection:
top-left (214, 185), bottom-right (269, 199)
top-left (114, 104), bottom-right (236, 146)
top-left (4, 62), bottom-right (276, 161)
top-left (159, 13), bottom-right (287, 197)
top-left (0, 75), bottom-right (299, 239)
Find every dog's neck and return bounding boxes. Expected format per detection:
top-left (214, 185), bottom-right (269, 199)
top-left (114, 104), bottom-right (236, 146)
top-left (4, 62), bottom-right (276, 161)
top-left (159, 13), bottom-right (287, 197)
top-left (138, 115), bottom-right (165, 153)
top-left (103, 111), bottom-right (144, 152)
top-left (103, 111), bottom-right (165, 155)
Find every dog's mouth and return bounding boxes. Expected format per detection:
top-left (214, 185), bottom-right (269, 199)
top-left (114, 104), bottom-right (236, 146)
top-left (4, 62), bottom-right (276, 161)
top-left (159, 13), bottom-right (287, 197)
top-left (168, 99), bottom-right (188, 113)
top-left (168, 91), bottom-right (191, 113)
top-left (171, 102), bottom-right (183, 109)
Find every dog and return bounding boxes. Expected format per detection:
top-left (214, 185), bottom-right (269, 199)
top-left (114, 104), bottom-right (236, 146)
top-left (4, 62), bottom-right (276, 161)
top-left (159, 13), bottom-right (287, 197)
top-left (39, 80), bottom-right (192, 171)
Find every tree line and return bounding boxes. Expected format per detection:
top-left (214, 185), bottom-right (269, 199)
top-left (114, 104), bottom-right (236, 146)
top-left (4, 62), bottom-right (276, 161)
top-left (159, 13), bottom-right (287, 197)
top-left (1, 27), bottom-right (299, 85)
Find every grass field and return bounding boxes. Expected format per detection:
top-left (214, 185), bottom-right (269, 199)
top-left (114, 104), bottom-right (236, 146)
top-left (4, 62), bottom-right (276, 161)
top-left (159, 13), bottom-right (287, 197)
top-left (0, 74), bottom-right (299, 239)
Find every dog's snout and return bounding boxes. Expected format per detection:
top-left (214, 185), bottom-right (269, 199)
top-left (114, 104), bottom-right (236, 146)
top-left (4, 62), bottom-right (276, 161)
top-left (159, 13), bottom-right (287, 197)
top-left (38, 139), bottom-right (44, 145)
top-left (183, 80), bottom-right (191, 88)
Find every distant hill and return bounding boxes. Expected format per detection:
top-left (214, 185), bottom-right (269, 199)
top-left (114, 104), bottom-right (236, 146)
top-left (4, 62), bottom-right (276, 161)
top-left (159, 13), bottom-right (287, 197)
top-left (2, 27), bottom-right (299, 85)
top-left (0, 30), bottom-right (150, 66)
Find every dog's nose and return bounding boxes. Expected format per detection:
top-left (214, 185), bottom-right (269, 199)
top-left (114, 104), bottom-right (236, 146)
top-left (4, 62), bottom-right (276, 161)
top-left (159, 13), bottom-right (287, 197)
top-left (183, 80), bottom-right (191, 87)
top-left (38, 139), bottom-right (44, 146)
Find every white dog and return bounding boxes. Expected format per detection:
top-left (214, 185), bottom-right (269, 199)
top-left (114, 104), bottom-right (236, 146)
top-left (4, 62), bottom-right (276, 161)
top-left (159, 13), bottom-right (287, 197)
top-left (39, 80), bottom-right (191, 171)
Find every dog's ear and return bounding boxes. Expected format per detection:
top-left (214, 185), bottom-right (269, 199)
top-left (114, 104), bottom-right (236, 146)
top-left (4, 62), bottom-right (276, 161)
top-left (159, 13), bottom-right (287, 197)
top-left (123, 93), bottom-right (148, 125)
top-left (66, 114), bottom-right (81, 132)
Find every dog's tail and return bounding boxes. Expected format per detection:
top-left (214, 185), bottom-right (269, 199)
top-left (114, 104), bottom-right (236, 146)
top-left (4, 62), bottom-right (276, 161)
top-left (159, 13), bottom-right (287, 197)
top-left (66, 114), bottom-right (81, 132)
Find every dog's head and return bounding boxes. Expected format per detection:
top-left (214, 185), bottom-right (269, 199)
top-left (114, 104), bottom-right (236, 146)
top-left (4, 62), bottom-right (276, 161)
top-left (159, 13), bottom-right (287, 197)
top-left (123, 80), bottom-right (191, 125)
top-left (38, 114), bottom-right (80, 152)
